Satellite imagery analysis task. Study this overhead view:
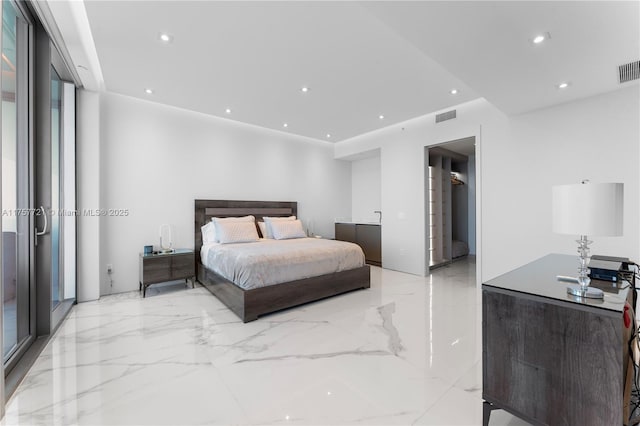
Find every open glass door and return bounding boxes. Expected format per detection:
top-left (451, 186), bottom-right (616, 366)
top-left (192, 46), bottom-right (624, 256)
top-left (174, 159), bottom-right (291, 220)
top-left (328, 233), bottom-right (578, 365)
top-left (1, 0), bottom-right (78, 399)
top-left (2, 0), bottom-right (34, 367)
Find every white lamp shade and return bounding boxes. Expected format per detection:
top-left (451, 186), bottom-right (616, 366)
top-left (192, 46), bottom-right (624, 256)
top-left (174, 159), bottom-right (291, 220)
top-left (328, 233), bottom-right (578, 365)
top-left (552, 182), bottom-right (623, 236)
top-left (159, 224), bottom-right (173, 249)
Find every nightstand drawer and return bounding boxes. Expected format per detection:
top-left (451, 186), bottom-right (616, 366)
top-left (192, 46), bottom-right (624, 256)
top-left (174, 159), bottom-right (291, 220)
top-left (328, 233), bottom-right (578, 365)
top-left (143, 257), bottom-right (171, 284)
top-left (171, 254), bottom-right (194, 279)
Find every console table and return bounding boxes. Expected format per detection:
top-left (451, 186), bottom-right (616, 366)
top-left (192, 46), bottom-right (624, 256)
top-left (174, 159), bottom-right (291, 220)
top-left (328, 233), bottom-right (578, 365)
top-left (482, 254), bottom-right (633, 425)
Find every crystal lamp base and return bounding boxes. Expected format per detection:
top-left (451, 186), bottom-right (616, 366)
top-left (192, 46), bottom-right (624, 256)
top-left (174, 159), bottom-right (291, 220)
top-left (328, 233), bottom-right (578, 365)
top-left (566, 283), bottom-right (604, 299)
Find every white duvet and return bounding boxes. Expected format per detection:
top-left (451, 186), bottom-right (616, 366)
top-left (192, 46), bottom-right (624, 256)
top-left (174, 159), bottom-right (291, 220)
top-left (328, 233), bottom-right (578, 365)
top-left (201, 238), bottom-right (365, 290)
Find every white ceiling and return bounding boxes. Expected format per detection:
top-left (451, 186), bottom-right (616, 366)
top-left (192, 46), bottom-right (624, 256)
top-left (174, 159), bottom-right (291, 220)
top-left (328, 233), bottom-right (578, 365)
top-left (50, 1), bottom-right (639, 143)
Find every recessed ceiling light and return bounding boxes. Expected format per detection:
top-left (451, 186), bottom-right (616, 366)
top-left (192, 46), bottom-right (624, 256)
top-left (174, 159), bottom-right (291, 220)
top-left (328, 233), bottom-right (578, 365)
top-left (557, 82), bottom-right (570, 89)
top-left (301, 87), bottom-right (310, 93)
top-left (158, 33), bottom-right (173, 43)
top-left (531, 32), bottom-right (551, 45)
top-left (283, 123), bottom-right (288, 128)
top-left (450, 88), bottom-right (458, 95)
top-left (326, 134), bottom-right (331, 138)
top-left (379, 115), bottom-right (385, 120)
top-left (144, 88), bottom-right (153, 94)
top-left (225, 108), bottom-right (232, 114)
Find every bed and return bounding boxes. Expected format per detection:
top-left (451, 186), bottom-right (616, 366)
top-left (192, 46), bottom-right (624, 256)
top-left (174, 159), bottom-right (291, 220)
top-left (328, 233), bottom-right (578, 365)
top-left (195, 200), bottom-right (371, 322)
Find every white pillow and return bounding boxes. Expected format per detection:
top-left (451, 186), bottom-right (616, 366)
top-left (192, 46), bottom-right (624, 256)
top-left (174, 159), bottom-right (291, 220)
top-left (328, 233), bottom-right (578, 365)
top-left (211, 215), bottom-right (255, 242)
top-left (201, 221), bottom-right (216, 244)
top-left (263, 216), bottom-right (296, 239)
top-left (270, 219), bottom-right (307, 240)
top-left (215, 221), bottom-right (259, 244)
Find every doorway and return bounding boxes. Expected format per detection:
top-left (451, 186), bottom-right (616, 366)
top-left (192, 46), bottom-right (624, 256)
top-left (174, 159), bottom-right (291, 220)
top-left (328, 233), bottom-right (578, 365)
top-left (426, 137), bottom-right (476, 270)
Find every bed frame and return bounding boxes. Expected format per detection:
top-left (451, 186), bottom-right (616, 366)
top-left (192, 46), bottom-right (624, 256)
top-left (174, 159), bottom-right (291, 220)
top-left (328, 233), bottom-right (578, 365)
top-left (195, 200), bottom-right (370, 322)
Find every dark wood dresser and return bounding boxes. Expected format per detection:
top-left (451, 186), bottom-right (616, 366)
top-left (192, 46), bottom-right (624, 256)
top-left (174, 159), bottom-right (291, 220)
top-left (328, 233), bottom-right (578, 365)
top-left (483, 253), bottom-right (634, 426)
top-left (139, 249), bottom-right (195, 297)
top-left (335, 222), bottom-right (381, 266)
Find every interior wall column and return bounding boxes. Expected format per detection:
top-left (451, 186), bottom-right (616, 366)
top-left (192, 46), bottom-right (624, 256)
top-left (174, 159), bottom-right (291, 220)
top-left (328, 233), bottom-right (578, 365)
top-left (76, 89), bottom-right (101, 302)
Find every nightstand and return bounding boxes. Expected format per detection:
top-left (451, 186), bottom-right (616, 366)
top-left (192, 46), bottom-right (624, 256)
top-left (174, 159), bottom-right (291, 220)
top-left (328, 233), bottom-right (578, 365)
top-left (139, 249), bottom-right (195, 297)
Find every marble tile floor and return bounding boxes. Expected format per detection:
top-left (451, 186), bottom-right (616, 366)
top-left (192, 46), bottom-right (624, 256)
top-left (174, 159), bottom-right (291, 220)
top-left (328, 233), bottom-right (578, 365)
top-left (2, 258), bottom-right (531, 425)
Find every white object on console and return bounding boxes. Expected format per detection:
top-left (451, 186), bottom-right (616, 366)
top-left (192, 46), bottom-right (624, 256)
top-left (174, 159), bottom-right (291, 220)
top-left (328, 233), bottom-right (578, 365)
top-left (159, 224), bottom-right (173, 253)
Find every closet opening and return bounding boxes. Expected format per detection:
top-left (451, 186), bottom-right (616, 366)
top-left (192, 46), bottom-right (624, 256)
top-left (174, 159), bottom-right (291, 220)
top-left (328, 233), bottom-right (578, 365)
top-left (425, 137), bottom-right (476, 270)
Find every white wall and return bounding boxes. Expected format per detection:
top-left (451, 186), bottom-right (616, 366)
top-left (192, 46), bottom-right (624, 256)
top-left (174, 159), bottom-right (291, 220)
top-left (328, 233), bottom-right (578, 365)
top-left (336, 86), bottom-right (640, 281)
top-left (76, 89), bottom-right (101, 302)
top-left (336, 105), bottom-right (484, 276)
top-left (510, 87), bottom-right (639, 275)
top-left (63, 83), bottom-right (76, 300)
top-left (351, 155), bottom-right (381, 223)
top-left (88, 92), bottom-right (351, 295)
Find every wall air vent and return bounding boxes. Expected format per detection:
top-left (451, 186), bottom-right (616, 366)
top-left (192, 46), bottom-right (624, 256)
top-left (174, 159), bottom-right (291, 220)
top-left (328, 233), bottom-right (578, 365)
top-left (435, 109), bottom-right (456, 123)
top-left (619, 60), bottom-right (640, 84)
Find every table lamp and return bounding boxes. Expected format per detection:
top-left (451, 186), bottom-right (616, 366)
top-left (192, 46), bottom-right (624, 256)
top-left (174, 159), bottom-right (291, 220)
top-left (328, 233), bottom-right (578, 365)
top-left (159, 224), bottom-right (174, 254)
top-left (552, 181), bottom-right (623, 299)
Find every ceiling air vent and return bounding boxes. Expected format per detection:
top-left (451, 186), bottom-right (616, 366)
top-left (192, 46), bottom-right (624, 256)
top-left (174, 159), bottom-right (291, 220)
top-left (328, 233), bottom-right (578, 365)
top-left (436, 109), bottom-right (456, 123)
top-left (619, 60), bottom-right (640, 84)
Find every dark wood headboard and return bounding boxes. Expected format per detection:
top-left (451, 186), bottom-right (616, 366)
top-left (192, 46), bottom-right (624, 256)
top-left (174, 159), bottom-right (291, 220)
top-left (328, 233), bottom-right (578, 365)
top-left (194, 199), bottom-right (297, 263)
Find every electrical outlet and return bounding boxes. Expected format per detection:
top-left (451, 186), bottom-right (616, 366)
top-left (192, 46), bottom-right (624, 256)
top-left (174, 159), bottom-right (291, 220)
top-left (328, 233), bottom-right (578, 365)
top-left (107, 264), bottom-right (113, 274)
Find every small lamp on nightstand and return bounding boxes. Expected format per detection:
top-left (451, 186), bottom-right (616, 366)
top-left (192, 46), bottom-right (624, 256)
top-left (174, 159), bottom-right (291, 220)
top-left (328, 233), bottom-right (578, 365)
top-left (552, 181), bottom-right (624, 299)
top-left (159, 224), bottom-right (174, 254)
